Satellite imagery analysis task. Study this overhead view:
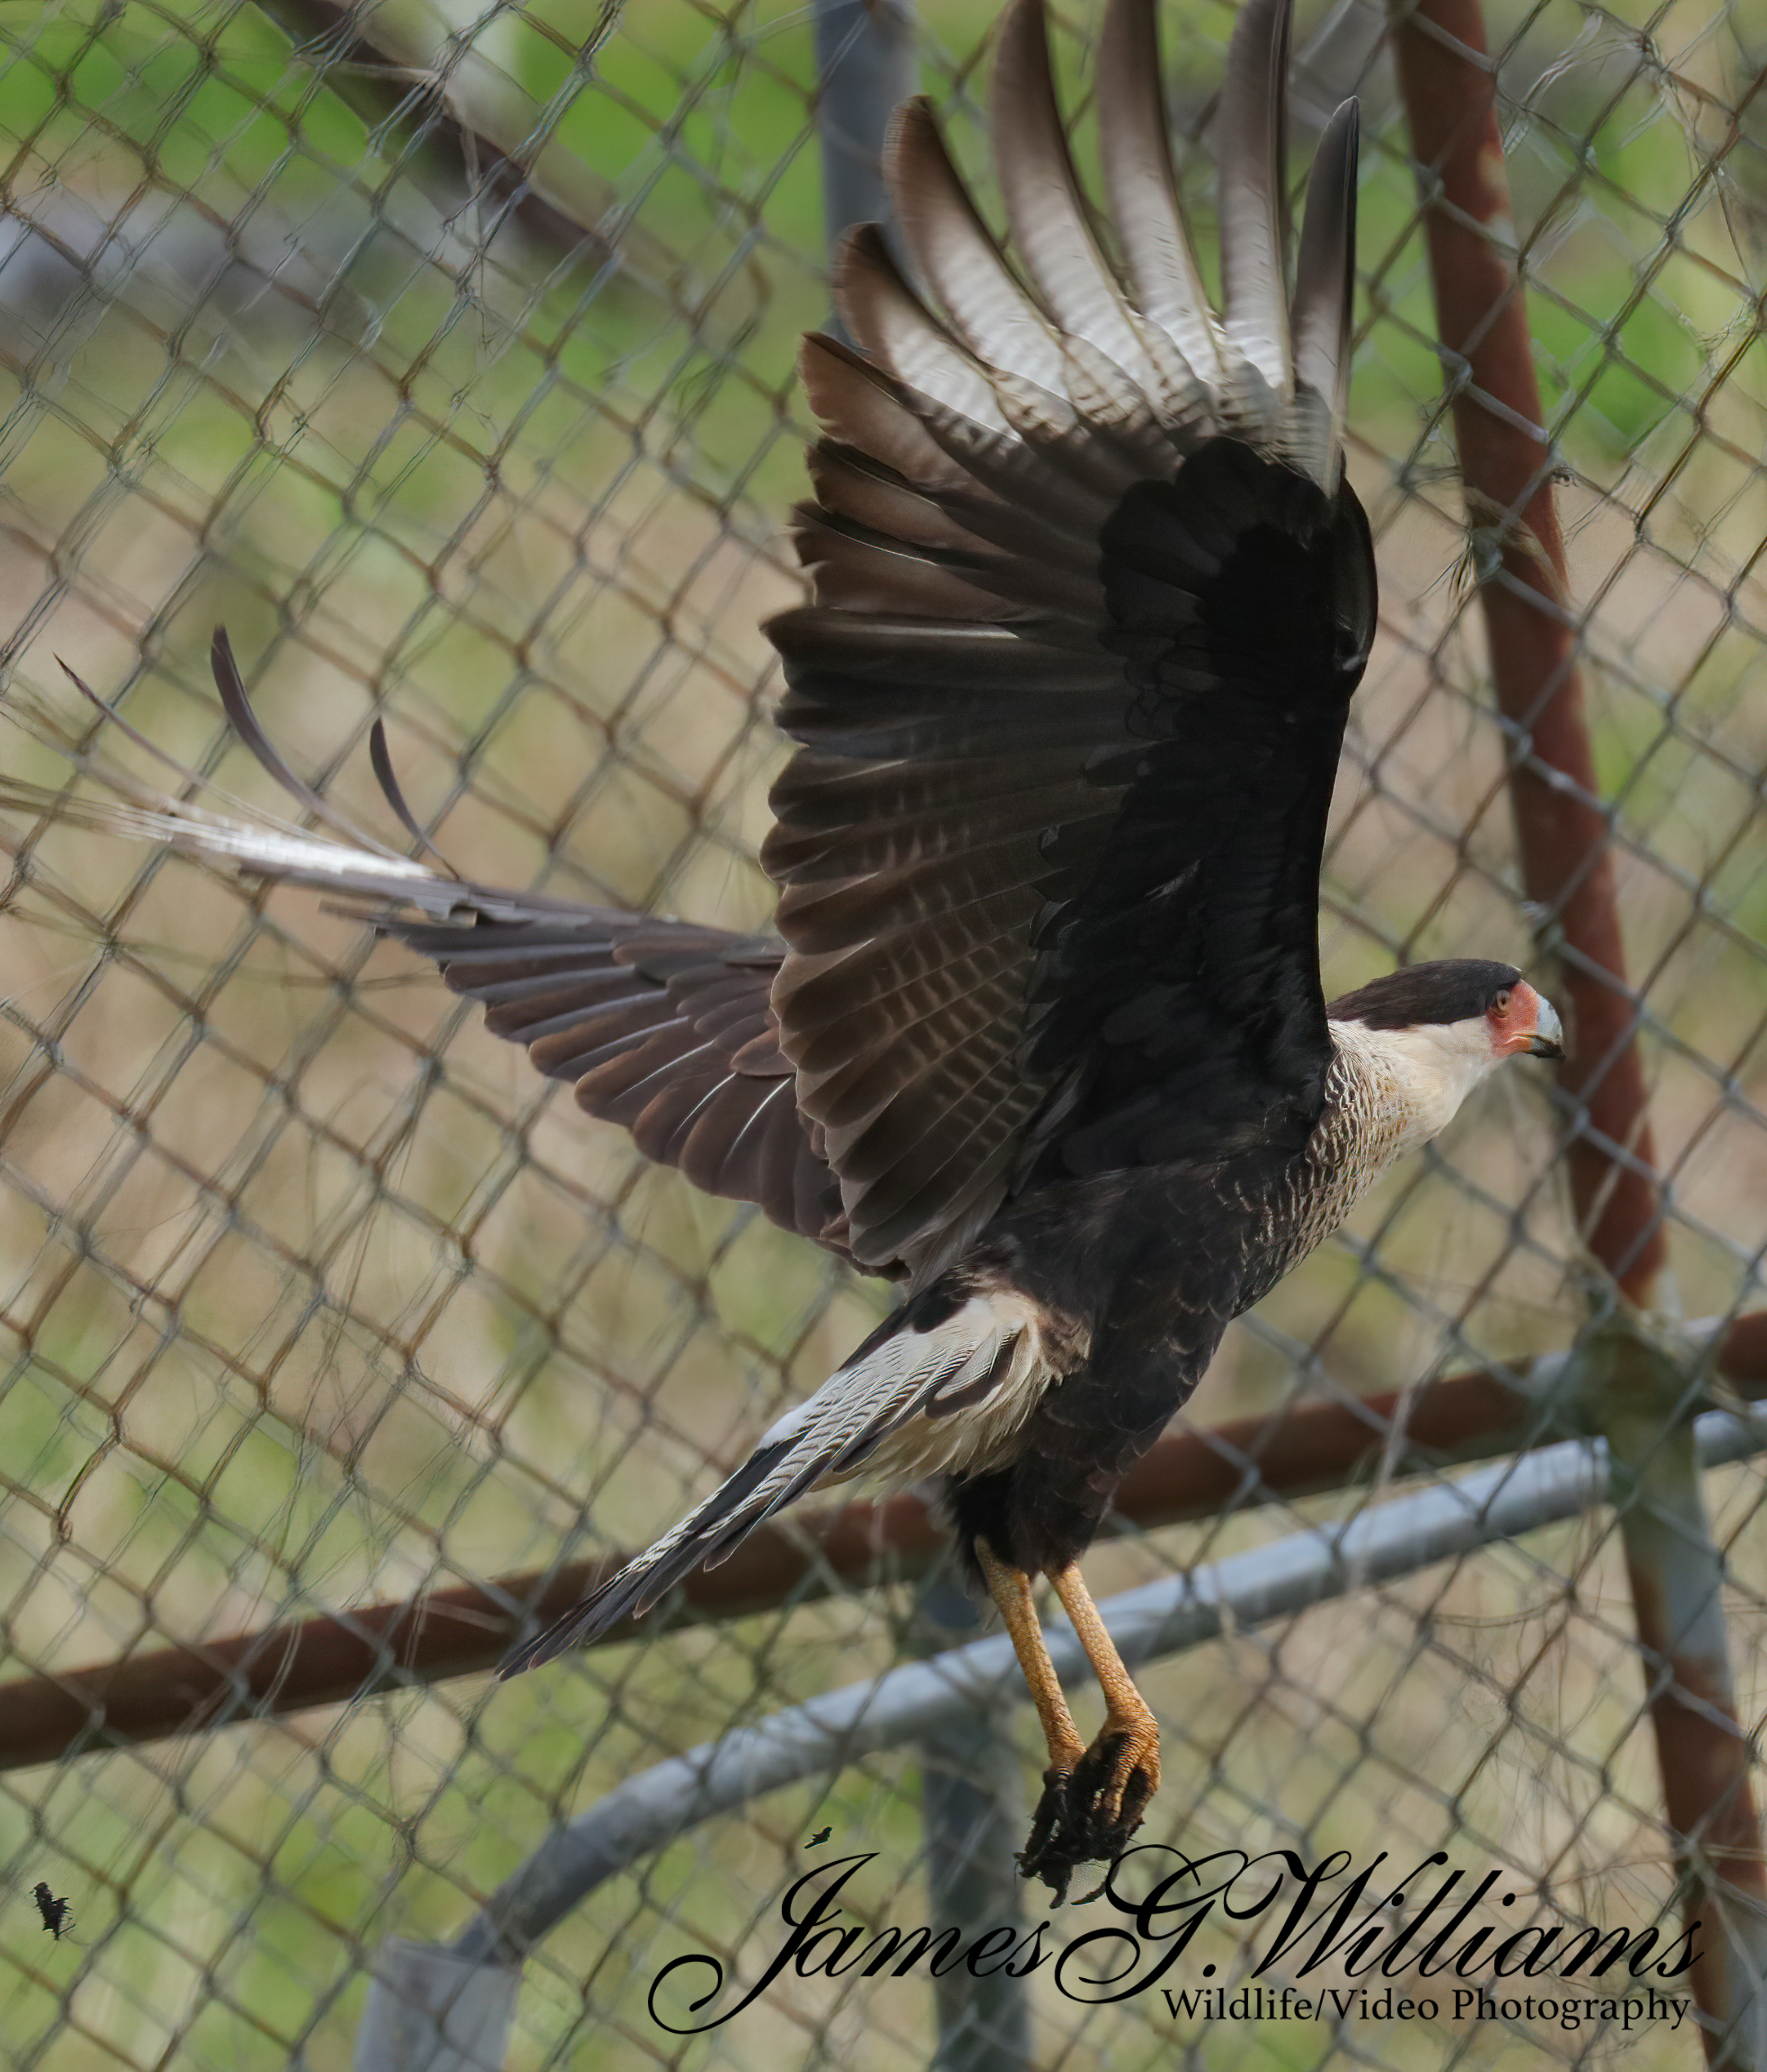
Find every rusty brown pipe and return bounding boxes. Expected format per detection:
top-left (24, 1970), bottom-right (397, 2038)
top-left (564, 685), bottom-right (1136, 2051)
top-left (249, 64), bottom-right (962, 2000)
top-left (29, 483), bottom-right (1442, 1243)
top-left (3, 1310), bottom-right (1763, 1776)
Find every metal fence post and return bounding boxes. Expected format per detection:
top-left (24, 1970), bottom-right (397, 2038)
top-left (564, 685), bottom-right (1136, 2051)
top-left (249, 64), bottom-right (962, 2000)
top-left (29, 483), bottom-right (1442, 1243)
top-left (1390, 0), bottom-right (1767, 2057)
top-left (1598, 1329), bottom-right (1767, 2066)
top-left (910, 1576), bottom-right (1033, 2072)
top-left (813, 0), bottom-right (919, 276)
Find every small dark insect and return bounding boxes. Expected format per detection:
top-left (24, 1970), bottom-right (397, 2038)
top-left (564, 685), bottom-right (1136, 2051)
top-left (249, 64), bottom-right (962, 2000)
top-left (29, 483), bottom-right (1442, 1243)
top-left (805, 1826), bottom-right (832, 1847)
top-left (33, 1884), bottom-right (73, 1941)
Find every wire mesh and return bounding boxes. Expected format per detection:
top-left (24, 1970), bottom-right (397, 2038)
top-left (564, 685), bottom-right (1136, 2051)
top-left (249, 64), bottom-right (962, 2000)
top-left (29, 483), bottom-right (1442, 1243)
top-left (0, 0), bottom-right (1764, 2067)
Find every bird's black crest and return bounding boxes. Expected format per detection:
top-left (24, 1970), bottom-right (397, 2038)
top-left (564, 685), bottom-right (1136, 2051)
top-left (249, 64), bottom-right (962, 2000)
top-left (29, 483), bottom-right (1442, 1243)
top-left (1327, 960), bottom-right (1521, 1030)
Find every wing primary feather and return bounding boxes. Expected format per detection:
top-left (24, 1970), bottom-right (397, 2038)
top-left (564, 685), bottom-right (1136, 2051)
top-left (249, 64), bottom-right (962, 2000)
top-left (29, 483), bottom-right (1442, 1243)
top-left (837, 225), bottom-right (1011, 432)
top-left (988, 0), bottom-right (1158, 402)
top-left (1095, 0), bottom-right (1225, 393)
top-left (56, 659), bottom-right (229, 797)
top-left (887, 97), bottom-right (1069, 396)
top-left (799, 332), bottom-right (975, 496)
top-left (1288, 97), bottom-right (1359, 492)
top-left (207, 628), bottom-right (402, 858)
top-left (368, 720), bottom-right (460, 876)
top-left (1217, 0), bottom-right (1295, 417)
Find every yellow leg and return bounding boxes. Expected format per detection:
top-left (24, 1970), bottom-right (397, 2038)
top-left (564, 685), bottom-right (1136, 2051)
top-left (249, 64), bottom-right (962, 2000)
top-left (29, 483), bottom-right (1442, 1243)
top-left (977, 1546), bottom-right (1162, 1903)
top-left (1048, 1561), bottom-right (1162, 1808)
top-left (975, 1537), bottom-right (1086, 1779)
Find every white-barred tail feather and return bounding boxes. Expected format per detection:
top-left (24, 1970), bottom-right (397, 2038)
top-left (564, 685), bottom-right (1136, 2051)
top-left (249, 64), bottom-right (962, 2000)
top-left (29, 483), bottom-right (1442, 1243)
top-left (498, 1288), bottom-right (1059, 1674)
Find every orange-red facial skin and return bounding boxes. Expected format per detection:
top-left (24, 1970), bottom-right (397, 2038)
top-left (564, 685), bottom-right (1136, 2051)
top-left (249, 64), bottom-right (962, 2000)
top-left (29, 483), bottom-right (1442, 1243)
top-left (1485, 978), bottom-right (1564, 1059)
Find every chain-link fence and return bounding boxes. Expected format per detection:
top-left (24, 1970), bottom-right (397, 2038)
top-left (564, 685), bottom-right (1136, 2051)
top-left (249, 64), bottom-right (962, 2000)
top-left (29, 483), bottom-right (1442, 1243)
top-left (2, 0), bottom-right (1766, 2065)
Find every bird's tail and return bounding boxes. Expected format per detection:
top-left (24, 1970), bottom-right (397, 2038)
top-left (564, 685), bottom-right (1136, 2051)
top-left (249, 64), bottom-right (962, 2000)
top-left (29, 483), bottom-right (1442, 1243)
top-left (501, 1280), bottom-right (1053, 1673)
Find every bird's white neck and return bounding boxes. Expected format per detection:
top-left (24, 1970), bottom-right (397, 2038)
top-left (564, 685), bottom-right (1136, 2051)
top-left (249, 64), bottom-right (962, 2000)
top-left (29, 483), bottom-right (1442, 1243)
top-left (1324, 1014), bottom-right (1508, 1167)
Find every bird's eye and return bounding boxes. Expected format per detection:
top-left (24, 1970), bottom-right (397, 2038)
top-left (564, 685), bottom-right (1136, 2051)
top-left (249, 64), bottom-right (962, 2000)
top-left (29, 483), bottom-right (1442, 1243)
top-left (1493, 988), bottom-right (1512, 1016)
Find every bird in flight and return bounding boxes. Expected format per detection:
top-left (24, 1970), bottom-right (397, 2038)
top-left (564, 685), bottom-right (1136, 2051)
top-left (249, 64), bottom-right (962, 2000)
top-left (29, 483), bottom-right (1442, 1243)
top-left (18, 0), bottom-right (1562, 1898)
top-left (805, 1826), bottom-right (833, 1847)
top-left (32, 1883), bottom-right (73, 1941)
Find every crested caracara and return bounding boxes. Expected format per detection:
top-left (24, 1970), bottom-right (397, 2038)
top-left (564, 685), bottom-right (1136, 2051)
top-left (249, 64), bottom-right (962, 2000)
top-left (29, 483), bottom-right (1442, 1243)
top-left (22, 0), bottom-right (1564, 1898)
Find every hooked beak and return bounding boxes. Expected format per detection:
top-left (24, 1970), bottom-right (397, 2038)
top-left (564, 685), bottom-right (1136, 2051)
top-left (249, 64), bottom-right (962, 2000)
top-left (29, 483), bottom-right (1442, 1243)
top-left (1521, 991), bottom-right (1564, 1061)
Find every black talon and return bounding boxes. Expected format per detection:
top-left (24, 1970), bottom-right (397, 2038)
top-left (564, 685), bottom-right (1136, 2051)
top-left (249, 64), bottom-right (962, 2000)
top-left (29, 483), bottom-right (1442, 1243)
top-left (1018, 1764), bottom-right (1082, 1903)
top-left (1016, 1735), bottom-right (1156, 1903)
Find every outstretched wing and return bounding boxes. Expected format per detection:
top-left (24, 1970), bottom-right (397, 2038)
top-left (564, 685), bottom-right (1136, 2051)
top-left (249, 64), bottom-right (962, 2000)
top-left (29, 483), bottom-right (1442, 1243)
top-left (765, 0), bottom-right (1376, 1280)
top-left (2, 633), bottom-right (861, 1266)
top-left (376, 914), bottom-right (858, 1261)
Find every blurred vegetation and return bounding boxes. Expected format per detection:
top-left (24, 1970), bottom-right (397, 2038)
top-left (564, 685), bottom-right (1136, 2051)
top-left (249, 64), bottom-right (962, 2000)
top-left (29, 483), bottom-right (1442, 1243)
top-left (0, 0), bottom-right (1761, 2067)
